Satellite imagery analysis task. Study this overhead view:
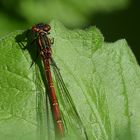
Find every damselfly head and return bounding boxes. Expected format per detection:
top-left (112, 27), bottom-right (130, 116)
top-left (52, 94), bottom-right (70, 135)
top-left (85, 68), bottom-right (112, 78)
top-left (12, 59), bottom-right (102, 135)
top-left (32, 23), bottom-right (51, 34)
top-left (36, 23), bottom-right (51, 31)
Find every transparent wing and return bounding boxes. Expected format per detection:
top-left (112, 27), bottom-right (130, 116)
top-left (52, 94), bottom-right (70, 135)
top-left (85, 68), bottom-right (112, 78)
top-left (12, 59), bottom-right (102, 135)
top-left (50, 58), bottom-right (88, 140)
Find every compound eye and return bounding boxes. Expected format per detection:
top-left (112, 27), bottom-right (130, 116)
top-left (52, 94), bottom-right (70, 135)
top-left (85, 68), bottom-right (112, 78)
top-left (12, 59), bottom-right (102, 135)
top-left (44, 24), bottom-right (51, 32)
top-left (36, 23), bottom-right (44, 29)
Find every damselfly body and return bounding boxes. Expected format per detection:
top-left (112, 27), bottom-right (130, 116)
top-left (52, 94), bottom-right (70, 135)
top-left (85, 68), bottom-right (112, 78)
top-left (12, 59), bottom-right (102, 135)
top-left (31, 23), bottom-right (88, 139)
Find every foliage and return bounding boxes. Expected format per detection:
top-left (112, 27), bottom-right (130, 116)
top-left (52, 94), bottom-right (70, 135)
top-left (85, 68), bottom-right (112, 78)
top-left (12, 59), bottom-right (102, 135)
top-left (0, 0), bottom-right (129, 36)
top-left (0, 21), bottom-right (140, 140)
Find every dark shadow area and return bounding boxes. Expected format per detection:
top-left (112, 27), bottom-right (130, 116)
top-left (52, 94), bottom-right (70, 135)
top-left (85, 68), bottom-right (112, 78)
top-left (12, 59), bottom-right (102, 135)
top-left (89, 0), bottom-right (140, 63)
top-left (15, 29), bottom-right (48, 91)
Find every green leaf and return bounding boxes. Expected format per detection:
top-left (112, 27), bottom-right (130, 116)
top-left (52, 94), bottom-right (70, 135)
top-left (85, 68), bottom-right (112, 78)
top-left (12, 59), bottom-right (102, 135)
top-left (0, 21), bottom-right (140, 140)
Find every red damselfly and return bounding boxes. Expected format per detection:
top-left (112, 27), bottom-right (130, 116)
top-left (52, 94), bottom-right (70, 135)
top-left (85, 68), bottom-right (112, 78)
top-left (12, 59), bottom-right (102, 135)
top-left (32, 23), bottom-right (64, 136)
top-left (31, 23), bottom-right (88, 139)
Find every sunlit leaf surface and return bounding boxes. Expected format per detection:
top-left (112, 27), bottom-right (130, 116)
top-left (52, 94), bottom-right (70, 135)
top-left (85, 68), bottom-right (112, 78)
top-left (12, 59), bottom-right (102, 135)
top-left (0, 21), bottom-right (140, 140)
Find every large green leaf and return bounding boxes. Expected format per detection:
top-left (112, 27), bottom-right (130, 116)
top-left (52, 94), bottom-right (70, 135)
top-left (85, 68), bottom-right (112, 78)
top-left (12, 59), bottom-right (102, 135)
top-left (0, 21), bottom-right (140, 140)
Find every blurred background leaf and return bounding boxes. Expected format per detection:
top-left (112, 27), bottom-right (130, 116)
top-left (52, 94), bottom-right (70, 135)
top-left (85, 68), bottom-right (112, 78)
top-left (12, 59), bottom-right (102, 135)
top-left (0, 0), bottom-right (129, 27)
top-left (0, 0), bottom-right (139, 62)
